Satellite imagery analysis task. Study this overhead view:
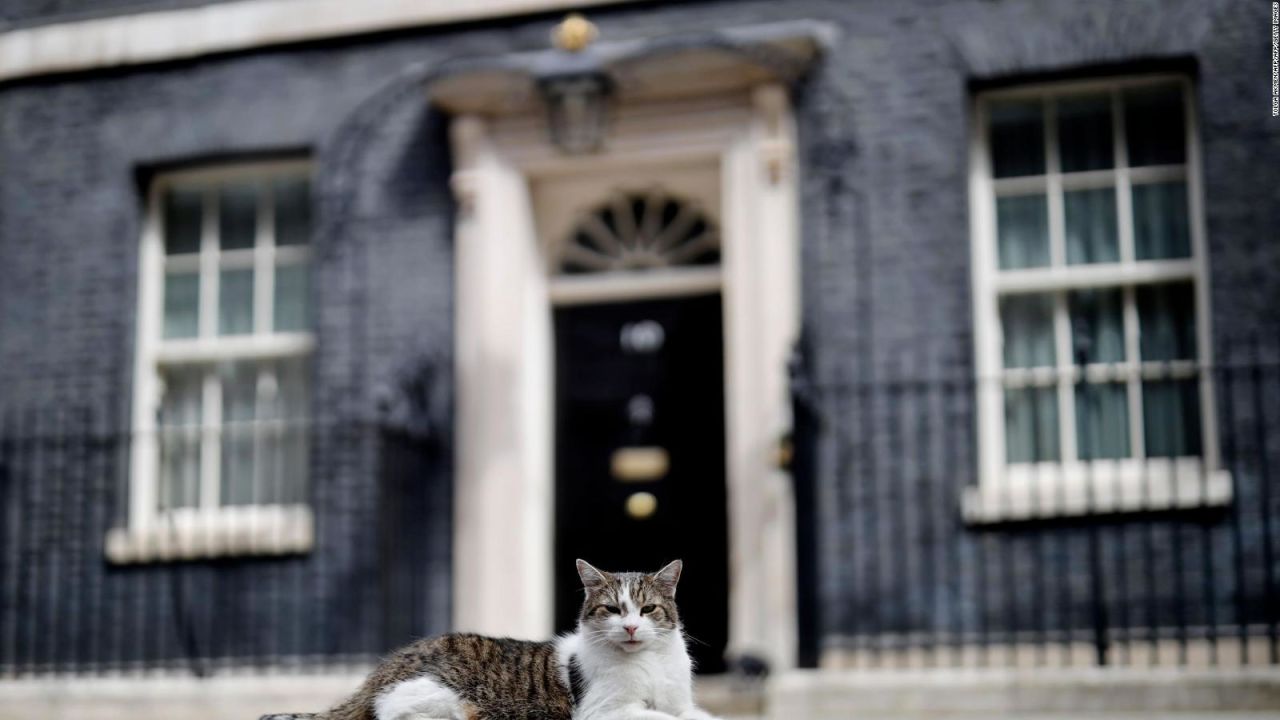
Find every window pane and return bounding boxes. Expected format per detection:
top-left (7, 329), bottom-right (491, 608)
top-left (219, 183), bottom-right (258, 250)
top-left (1069, 288), bottom-right (1125, 364)
top-left (1143, 379), bottom-right (1202, 457)
top-left (1005, 387), bottom-right (1059, 463)
top-left (989, 99), bottom-right (1045, 178)
top-left (276, 358), bottom-right (310, 420)
top-left (1133, 181), bottom-right (1191, 260)
top-left (1138, 282), bottom-right (1197, 361)
top-left (274, 264), bottom-right (310, 332)
top-left (1001, 294), bottom-right (1056, 368)
top-left (274, 177), bottom-right (311, 247)
top-left (221, 363), bottom-right (258, 425)
top-left (1124, 85), bottom-right (1185, 167)
top-left (218, 268), bottom-right (254, 336)
top-left (1064, 187), bottom-right (1118, 265)
top-left (163, 188), bottom-right (203, 255)
top-left (1076, 382), bottom-right (1130, 460)
top-left (996, 194), bottom-right (1050, 269)
top-left (213, 359), bottom-right (311, 507)
top-left (158, 368), bottom-right (202, 510)
top-left (162, 271), bottom-right (199, 339)
top-left (220, 361), bottom-right (258, 506)
top-left (276, 357), bottom-right (310, 504)
top-left (1057, 94), bottom-right (1113, 172)
top-left (216, 358), bottom-right (310, 506)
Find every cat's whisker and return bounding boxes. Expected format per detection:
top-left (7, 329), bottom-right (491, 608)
top-left (680, 629), bottom-right (712, 648)
top-left (581, 634), bottom-right (612, 648)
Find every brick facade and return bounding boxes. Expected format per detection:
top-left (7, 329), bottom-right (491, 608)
top-left (0, 0), bottom-right (1274, 670)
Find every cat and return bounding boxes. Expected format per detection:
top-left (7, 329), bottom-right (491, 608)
top-left (262, 559), bottom-right (718, 720)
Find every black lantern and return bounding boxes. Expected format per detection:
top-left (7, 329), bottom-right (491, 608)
top-left (535, 13), bottom-right (612, 154)
top-left (538, 70), bottom-right (613, 154)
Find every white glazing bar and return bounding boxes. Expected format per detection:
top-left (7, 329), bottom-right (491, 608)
top-left (993, 259), bottom-right (1197, 294)
top-left (273, 245), bottom-right (310, 265)
top-left (1113, 89), bottom-right (1135, 265)
top-left (217, 248), bottom-right (256, 269)
top-left (1124, 285), bottom-right (1145, 460)
top-left (199, 188), bottom-right (218, 340)
top-left (250, 181), bottom-right (274, 518)
top-left (256, 371), bottom-right (279, 509)
top-left (200, 187), bottom-right (222, 513)
top-left (255, 181), bottom-right (275, 335)
top-left (991, 175), bottom-right (1050, 196)
top-left (200, 371), bottom-right (222, 511)
top-left (1046, 95), bottom-right (1075, 463)
top-left (1045, 96), bottom-right (1066, 269)
top-left (184, 384), bottom-right (200, 513)
top-left (1054, 290), bottom-right (1078, 463)
top-left (1058, 169), bottom-right (1123, 192)
top-left (1115, 89), bottom-right (1145, 464)
top-left (163, 254), bottom-right (201, 272)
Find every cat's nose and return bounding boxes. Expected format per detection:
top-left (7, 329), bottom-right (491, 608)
top-left (624, 625), bottom-right (638, 637)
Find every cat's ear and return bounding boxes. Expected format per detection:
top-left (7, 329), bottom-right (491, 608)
top-left (653, 559), bottom-right (683, 596)
top-left (576, 559), bottom-right (609, 590)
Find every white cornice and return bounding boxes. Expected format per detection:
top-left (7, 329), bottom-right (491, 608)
top-left (0, 0), bottom-right (637, 83)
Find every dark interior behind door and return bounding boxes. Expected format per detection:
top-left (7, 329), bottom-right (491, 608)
top-left (553, 293), bottom-right (728, 673)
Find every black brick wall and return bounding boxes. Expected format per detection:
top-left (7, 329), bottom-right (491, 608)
top-left (0, 0), bottom-right (1275, 669)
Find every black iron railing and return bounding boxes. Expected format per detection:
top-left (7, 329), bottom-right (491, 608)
top-left (0, 415), bottom-right (448, 677)
top-left (1, 357), bottom-right (1276, 676)
top-left (793, 353), bottom-right (1280, 669)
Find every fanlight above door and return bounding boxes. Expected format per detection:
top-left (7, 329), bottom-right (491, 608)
top-left (558, 191), bottom-right (720, 275)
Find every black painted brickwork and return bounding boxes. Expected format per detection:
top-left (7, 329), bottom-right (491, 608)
top-left (0, 0), bottom-right (1275, 669)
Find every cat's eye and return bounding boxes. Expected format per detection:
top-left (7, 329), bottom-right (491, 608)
top-left (640, 604), bottom-right (657, 614)
top-left (603, 605), bottom-right (621, 614)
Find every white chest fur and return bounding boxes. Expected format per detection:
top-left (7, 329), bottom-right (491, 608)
top-left (557, 631), bottom-right (704, 719)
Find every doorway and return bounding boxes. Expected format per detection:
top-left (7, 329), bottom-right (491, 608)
top-left (538, 166), bottom-right (730, 672)
top-left (448, 89), bottom-right (801, 668)
top-left (553, 294), bottom-right (729, 672)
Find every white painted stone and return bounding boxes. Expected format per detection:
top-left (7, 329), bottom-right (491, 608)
top-left (766, 668), bottom-right (1280, 719)
top-left (0, 0), bottom-right (637, 83)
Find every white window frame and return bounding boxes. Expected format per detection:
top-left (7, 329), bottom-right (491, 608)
top-left (966, 74), bottom-right (1229, 523)
top-left (107, 159), bottom-right (315, 563)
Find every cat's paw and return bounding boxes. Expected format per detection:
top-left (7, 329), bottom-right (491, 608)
top-left (679, 710), bottom-right (718, 720)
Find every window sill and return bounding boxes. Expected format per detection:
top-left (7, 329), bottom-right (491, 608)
top-left (105, 505), bottom-right (313, 564)
top-left (963, 458), bottom-right (1231, 524)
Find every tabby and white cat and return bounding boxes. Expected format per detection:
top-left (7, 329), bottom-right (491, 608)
top-left (264, 559), bottom-right (717, 720)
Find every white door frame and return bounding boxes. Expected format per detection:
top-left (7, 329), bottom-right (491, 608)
top-left (448, 86), bottom-right (801, 669)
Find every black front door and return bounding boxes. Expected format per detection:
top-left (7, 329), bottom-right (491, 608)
top-left (553, 293), bottom-right (728, 673)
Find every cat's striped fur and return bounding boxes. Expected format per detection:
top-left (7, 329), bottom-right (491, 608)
top-left (260, 559), bottom-right (714, 720)
top-left (335, 633), bottom-right (574, 720)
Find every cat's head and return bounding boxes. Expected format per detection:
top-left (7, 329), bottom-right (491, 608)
top-left (575, 559), bottom-right (682, 653)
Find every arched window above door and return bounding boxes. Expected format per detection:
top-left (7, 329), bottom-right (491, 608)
top-left (558, 190), bottom-right (720, 275)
